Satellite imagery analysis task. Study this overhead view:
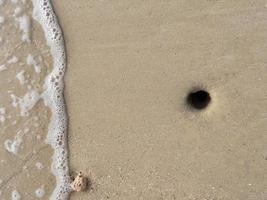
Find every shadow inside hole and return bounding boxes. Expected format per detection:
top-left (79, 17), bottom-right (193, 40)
top-left (186, 90), bottom-right (211, 110)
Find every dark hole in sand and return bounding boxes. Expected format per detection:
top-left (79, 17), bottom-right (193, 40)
top-left (186, 90), bottom-right (211, 110)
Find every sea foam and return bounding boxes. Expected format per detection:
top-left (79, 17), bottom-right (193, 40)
top-left (31, 0), bottom-right (71, 199)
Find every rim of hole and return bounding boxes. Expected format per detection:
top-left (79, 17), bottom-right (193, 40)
top-left (186, 89), bottom-right (211, 110)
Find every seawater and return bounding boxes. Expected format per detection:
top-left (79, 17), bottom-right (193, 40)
top-left (0, 0), bottom-right (71, 199)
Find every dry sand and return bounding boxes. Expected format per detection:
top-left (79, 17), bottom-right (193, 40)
top-left (52, 0), bottom-right (267, 199)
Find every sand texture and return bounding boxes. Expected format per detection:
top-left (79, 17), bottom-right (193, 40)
top-left (1, 0), bottom-right (267, 199)
top-left (52, 0), bottom-right (267, 199)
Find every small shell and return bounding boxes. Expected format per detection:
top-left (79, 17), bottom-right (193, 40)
top-left (71, 172), bottom-right (88, 192)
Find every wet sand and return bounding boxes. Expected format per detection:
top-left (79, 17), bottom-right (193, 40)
top-left (53, 0), bottom-right (267, 199)
top-left (0, 1), bottom-right (55, 199)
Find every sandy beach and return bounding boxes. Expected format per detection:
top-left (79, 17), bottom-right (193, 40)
top-left (52, 0), bottom-right (267, 199)
top-left (1, 0), bottom-right (267, 199)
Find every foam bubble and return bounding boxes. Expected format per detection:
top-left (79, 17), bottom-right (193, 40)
top-left (35, 186), bottom-right (46, 198)
top-left (26, 54), bottom-right (41, 73)
top-left (35, 161), bottom-right (44, 170)
top-left (0, 64), bottom-right (7, 72)
top-left (16, 70), bottom-right (27, 85)
top-left (0, 16), bottom-right (4, 25)
top-left (7, 56), bottom-right (18, 64)
top-left (0, 116), bottom-right (5, 123)
top-left (10, 94), bottom-right (19, 107)
top-left (4, 131), bottom-right (23, 155)
top-left (0, 0), bottom-right (5, 6)
top-left (14, 7), bottom-right (23, 17)
top-left (0, 107), bottom-right (6, 115)
top-left (0, 107), bottom-right (6, 123)
top-left (10, 90), bottom-right (40, 116)
top-left (11, 190), bottom-right (21, 200)
top-left (16, 14), bottom-right (31, 43)
top-left (31, 0), bottom-right (72, 199)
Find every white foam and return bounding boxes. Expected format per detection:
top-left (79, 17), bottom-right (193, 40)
top-left (16, 14), bottom-right (31, 43)
top-left (4, 131), bottom-right (23, 155)
top-left (26, 54), bottom-right (41, 73)
top-left (35, 186), bottom-right (45, 198)
top-left (23, 127), bottom-right (29, 133)
top-left (0, 0), bottom-right (5, 6)
top-left (0, 116), bottom-right (5, 123)
top-left (31, 0), bottom-right (71, 199)
top-left (10, 90), bottom-right (40, 116)
top-left (10, 94), bottom-right (19, 107)
top-left (14, 7), bottom-right (23, 17)
top-left (35, 161), bottom-right (44, 170)
top-left (11, 0), bottom-right (19, 4)
top-left (16, 70), bottom-right (27, 85)
top-left (11, 190), bottom-right (21, 200)
top-left (0, 65), bottom-right (7, 72)
top-left (7, 56), bottom-right (18, 64)
top-left (0, 16), bottom-right (4, 25)
top-left (19, 90), bottom-right (40, 116)
top-left (0, 107), bottom-right (6, 123)
top-left (0, 107), bottom-right (6, 115)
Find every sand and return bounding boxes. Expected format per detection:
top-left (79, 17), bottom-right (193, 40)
top-left (1, 0), bottom-right (267, 199)
top-left (0, 1), bottom-right (55, 199)
top-left (52, 0), bottom-right (267, 199)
